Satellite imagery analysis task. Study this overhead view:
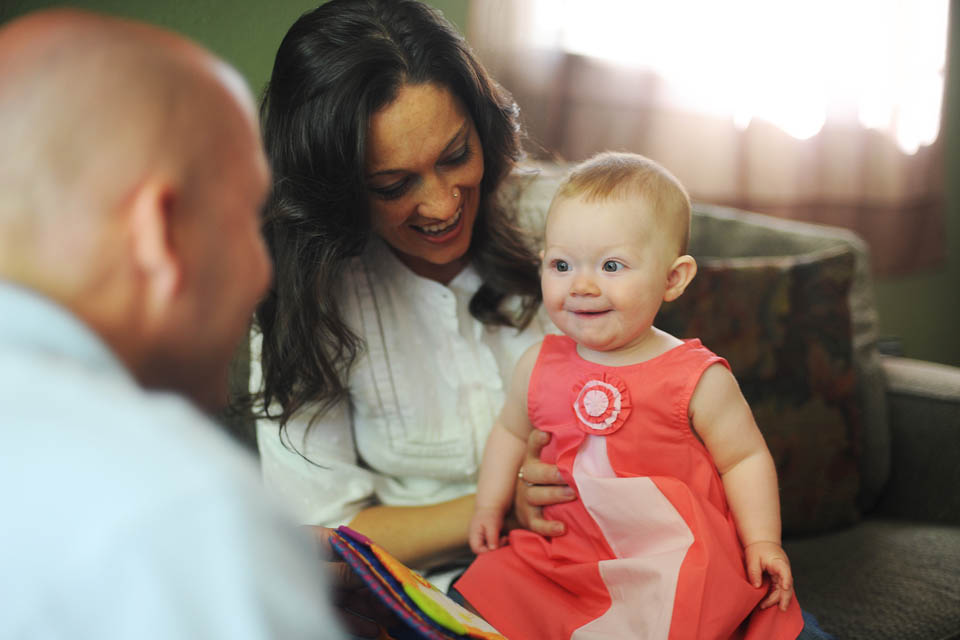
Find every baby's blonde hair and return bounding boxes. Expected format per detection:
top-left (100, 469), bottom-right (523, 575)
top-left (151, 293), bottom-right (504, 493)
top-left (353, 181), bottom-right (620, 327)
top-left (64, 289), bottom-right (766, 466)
top-left (553, 151), bottom-right (692, 253)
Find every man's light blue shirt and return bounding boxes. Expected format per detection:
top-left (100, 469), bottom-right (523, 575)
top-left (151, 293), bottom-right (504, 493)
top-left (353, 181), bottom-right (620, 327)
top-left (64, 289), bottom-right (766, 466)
top-left (0, 281), bottom-right (344, 639)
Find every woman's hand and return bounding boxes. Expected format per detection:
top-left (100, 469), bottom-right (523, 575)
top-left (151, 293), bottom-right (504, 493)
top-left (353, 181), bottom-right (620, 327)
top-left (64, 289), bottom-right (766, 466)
top-left (311, 526), bottom-right (399, 638)
top-left (510, 430), bottom-right (575, 536)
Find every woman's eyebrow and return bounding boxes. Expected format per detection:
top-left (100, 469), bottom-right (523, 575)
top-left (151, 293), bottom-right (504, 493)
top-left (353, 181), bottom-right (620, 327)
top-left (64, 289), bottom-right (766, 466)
top-left (367, 120), bottom-right (469, 178)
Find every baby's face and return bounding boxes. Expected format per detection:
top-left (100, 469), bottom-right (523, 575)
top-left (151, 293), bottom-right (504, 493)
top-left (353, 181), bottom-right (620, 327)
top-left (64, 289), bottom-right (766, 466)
top-left (542, 194), bottom-right (679, 357)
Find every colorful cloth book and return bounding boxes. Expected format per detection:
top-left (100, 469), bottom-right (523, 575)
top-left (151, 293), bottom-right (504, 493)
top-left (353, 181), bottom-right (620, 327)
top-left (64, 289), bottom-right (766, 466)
top-left (328, 526), bottom-right (507, 640)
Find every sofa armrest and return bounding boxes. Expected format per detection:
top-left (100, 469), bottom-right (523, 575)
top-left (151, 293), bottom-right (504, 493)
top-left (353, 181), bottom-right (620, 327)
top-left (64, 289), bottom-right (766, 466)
top-left (871, 356), bottom-right (960, 524)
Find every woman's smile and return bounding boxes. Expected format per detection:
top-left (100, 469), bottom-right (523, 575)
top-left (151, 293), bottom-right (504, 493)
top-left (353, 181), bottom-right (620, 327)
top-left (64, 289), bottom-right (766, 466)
top-left (411, 206), bottom-right (463, 240)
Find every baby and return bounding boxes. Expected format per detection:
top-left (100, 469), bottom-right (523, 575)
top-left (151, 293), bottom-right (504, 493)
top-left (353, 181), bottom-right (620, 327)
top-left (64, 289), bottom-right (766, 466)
top-left (454, 152), bottom-right (804, 639)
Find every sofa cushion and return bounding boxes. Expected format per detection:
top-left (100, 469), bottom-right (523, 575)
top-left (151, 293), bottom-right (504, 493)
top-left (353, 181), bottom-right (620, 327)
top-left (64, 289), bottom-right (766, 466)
top-left (688, 204), bottom-right (890, 515)
top-left (785, 519), bottom-right (960, 640)
top-left (656, 245), bottom-right (862, 534)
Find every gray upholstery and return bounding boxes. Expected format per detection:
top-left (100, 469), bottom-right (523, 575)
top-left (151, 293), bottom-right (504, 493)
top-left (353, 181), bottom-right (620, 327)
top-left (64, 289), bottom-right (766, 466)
top-left (785, 520), bottom-right (960, 640)
top-left (782, 355), bottom-right (960, 640)
top-left (874, 357), bottom-right (960, 525)
top-left (689, 203), bottom-right (892, 514)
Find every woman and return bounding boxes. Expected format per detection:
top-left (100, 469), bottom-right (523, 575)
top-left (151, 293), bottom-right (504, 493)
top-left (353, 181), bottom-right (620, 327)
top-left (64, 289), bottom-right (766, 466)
top-left (251, 0), bottom-right (569, 580)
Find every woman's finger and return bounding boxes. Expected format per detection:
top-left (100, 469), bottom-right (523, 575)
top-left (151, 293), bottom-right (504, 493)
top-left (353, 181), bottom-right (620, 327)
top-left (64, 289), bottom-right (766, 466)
top-left (524, 429), bottom-right (549, 458)
top-left (523, 484), bottom-right (575, 507)
top-left (512, 476), bottom-right (540, 530)
top-left (311, 525), bottom-right (336, 558)
top-left (521, 430), bottom-right (566, 486)
top-left (513, 430), bottom-right (574, 536)
top-left (527, 513), bottom-right (566, 537)
top-left (520, 459), bottom-right (566, 486)
top-left (325, 560), bottom-right (365, 590)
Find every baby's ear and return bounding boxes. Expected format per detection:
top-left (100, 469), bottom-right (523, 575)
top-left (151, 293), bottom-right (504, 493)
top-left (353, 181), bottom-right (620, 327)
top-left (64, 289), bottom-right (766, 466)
top-left (663, 254), bottom-right (697, 302)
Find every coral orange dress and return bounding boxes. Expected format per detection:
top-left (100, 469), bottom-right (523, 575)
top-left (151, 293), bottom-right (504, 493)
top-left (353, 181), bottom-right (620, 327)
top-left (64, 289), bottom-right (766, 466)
top-left (455, 335), bottom-right (803, 640)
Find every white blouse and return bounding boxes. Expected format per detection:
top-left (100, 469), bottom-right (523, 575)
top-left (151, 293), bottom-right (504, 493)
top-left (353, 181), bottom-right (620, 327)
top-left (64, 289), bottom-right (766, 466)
top-left (252, 247), bottom-right (562, 530)
top-left (251, 168), bottom-right (564, 528)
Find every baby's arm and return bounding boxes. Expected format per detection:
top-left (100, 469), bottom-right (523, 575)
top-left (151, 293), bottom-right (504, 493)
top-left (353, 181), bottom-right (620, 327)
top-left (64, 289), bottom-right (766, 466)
top-left (469, 343), bottom-right (540, 554)
top-left (689, 364), bottom-right (794, 611)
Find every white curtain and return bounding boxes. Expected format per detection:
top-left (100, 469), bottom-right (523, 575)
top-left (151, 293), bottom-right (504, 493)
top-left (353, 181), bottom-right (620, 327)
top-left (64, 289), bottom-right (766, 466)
top-left (468, 0), bottom-right (948, 275)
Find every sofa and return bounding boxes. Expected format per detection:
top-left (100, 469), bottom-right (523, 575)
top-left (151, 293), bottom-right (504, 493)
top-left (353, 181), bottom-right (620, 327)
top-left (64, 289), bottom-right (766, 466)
top-left (226, 166), bottom-right (960, 640)
top-left (678, 204), bottom-right (960, 640)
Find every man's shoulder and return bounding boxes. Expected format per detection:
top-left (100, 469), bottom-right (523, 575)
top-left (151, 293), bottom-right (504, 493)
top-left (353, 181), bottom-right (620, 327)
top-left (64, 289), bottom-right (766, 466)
top-left (0, 348), bottom-right (336, 638)
top-left (1, 345), bottom-right (266, 521)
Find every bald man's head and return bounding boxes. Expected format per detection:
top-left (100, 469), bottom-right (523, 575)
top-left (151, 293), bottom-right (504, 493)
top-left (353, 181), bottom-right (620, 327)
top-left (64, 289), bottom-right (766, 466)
top-left (0, 10), bottom-right (254, 257)
top-left (0, 10), bottom-right (272, 410)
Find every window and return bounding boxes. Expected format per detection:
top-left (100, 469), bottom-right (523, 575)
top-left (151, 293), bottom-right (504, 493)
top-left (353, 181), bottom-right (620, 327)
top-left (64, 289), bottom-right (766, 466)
top-left (529, 0), bottom-right (948, 153)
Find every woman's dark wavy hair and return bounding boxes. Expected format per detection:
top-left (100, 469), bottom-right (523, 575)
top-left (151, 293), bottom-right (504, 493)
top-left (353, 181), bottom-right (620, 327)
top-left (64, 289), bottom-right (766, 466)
top-left (255, 0), bottom-right (541, 427)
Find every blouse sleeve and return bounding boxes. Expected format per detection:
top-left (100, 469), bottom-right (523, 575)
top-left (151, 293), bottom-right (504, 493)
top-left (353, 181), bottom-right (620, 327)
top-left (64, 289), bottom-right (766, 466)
top-left (249, 332), bottom-right (376, 528)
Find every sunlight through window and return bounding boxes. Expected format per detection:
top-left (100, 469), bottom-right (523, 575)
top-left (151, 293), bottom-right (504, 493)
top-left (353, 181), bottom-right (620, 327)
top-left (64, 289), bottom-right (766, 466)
top-left (530, 0), bottom-right (948, 154)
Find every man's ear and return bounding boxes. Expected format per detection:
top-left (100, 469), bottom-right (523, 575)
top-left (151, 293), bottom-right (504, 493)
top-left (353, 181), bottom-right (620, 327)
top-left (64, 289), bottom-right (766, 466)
top-left (127, 179), bottom-right (183, 321)
top-left (663, 254), bottom-right (697, 302)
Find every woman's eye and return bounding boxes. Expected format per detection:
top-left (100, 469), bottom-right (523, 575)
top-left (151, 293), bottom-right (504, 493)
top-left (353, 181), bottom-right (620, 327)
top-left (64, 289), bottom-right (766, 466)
top-left (442, 142), bottom-right (472, 167)
top-left (371, 180), bottom-right (410, 201)
top-left (553, 260), bottom-right (570, 272)
top-left (602, 260), bottom-right (622, 272)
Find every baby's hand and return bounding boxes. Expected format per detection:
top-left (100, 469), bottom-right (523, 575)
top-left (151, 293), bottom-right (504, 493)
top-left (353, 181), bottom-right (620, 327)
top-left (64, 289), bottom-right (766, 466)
top-left (744, 541), bottom-right (794, 612)
top-left (469, 506), bottom-right (506, 554)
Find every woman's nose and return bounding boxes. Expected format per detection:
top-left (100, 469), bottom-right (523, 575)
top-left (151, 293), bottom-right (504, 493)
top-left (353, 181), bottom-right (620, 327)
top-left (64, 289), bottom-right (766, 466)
top-left (416, 177), bottom-right (460, 221)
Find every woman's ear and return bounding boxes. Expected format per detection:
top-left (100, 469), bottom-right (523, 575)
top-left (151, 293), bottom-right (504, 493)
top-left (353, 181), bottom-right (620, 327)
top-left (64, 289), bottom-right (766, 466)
top-left (663, 254), bottom-right (697, 302)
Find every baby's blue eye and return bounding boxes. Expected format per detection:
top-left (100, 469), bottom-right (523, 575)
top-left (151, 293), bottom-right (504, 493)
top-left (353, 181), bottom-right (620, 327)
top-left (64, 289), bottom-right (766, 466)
top-left (602, 260), bottom-right (622, 272)
top-left (554, 260), bottom-right (570, 272)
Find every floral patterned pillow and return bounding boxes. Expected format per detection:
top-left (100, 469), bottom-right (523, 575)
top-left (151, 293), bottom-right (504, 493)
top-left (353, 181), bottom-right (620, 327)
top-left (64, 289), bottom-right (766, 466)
top-left (656, 245), bottom-right (861, 535)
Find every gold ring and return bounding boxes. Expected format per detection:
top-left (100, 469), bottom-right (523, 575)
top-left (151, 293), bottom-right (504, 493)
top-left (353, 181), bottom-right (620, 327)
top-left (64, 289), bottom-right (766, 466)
top-left (518, 468), bottom-right (532, 486)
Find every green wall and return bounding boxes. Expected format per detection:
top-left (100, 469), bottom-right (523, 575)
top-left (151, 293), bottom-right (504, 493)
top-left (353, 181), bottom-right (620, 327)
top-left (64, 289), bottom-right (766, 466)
top-left (0, 0), bottom-right (469, 97)
top-left (870, 1), bottom-right (960, 366)
top-left (3, 0), bottom-right (957, 366)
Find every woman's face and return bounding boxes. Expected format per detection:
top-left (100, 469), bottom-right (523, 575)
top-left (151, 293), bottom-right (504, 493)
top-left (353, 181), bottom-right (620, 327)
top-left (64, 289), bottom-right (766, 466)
top-left (365, 82), bottom-right (485, 283)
